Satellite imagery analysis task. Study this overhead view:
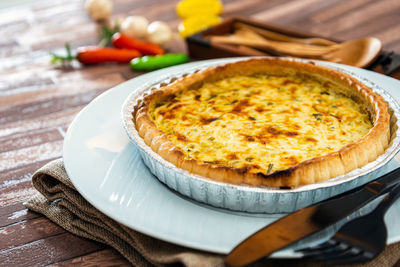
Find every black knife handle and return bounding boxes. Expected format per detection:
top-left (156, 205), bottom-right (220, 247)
top-left (312, 166), bottom-right (400, 226)
top-left (375, 166), bottom-right (400, 190)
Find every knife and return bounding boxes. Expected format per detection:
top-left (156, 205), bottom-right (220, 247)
top-left (224, 166), bottom-right (400, 267)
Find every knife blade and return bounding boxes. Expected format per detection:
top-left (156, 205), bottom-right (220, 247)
top-left (224, 166), bottom-right (400, 267)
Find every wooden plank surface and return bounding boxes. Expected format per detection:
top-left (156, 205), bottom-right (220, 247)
top-left (0, 0), bottom-right (399, 266)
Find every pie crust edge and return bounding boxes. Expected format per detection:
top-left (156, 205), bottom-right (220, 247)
top-left (133, 58), bottom-right (390, 187)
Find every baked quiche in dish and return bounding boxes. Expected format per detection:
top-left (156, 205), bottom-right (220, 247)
top-left (133, 58), bottom-right (390, 188)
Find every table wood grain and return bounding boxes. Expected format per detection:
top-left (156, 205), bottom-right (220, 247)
top-left (1, 0), bottom-right (400, 266)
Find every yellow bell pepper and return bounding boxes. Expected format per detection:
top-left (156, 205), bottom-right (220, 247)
top-left (176, 0), bottom-right (223, 19)
top-left (178, 14), bottom-right (222, 38)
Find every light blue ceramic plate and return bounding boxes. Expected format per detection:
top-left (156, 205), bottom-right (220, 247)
top-left (64, 58), bottom-right (400, 257)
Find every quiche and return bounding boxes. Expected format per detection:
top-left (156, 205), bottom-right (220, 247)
top-left (133, 58), bottom-right (390, 187)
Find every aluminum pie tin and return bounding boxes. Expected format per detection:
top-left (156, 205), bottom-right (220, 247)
top-left (122, 58), bottom-right (400, 214)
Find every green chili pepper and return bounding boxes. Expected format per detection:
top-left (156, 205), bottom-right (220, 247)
top-left (130, 53), bottom-right (189, 71)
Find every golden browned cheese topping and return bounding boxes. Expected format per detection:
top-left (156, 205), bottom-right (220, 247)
top-left (149, 74), bottom-right (373, 174)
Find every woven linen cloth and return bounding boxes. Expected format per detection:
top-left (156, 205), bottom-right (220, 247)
top-left (25, 158), bottom-right (400, 267)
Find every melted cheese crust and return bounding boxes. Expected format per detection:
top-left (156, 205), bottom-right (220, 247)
top-left (149, 74), bottom-right (373, 175)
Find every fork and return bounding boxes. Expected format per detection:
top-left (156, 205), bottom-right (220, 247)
top-left (297, 182), bottom-right (400, 265)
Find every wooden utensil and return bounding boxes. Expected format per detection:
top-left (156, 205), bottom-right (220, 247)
top-left (210, 29), bottom-right (382, 67)
top-left (210, 31), bottom-right (338, 57)
top-left (321, 37), bottom-right (382, 68)
top-left (234, 22), bottom-right (337, 46)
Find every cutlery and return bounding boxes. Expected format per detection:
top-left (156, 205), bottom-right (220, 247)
top-left (210, 30), bottom-right (338, 57)
top-left (210, 28), bottom-right (381, 67)
top-left (321, 37), bottom-right (381, 68)
top-left (234, 22), bottom-right (337, 46)
top-left (224, 167), bottom-right (400, 267)
top-left (297, 182), bottom-right (400, 265)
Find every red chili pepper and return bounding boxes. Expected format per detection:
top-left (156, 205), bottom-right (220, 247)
top-left (51, 43), bottom-right (141, 65)
top-left (112, 33), bottom-right (164, 55)
top-left (77, 47), bottom-right (141, 64)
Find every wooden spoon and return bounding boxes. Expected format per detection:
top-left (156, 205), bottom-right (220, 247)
top-left (321, 37), bottom-right (382, 67)
top-left (210, 30), bottom-right (382, 67)
top-left (239, 26), bottom-right (381, 67)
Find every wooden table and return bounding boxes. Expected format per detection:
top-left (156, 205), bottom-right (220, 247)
top-left (1, 0), bottom-right (400, 266)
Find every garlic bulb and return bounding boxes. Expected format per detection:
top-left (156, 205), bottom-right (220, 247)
top-left (146, 21), bottom-right (173, 49)
top-left (120, 16), bottom-right (149, 39)
top-left (85, 0), bottom-right (113, 21)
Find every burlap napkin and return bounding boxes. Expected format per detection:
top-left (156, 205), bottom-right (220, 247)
top-left (25, 159), bottom-right (400, 267)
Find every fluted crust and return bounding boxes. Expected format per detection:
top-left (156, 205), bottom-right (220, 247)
top-left (133, 58), bottom-right (390, 187)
